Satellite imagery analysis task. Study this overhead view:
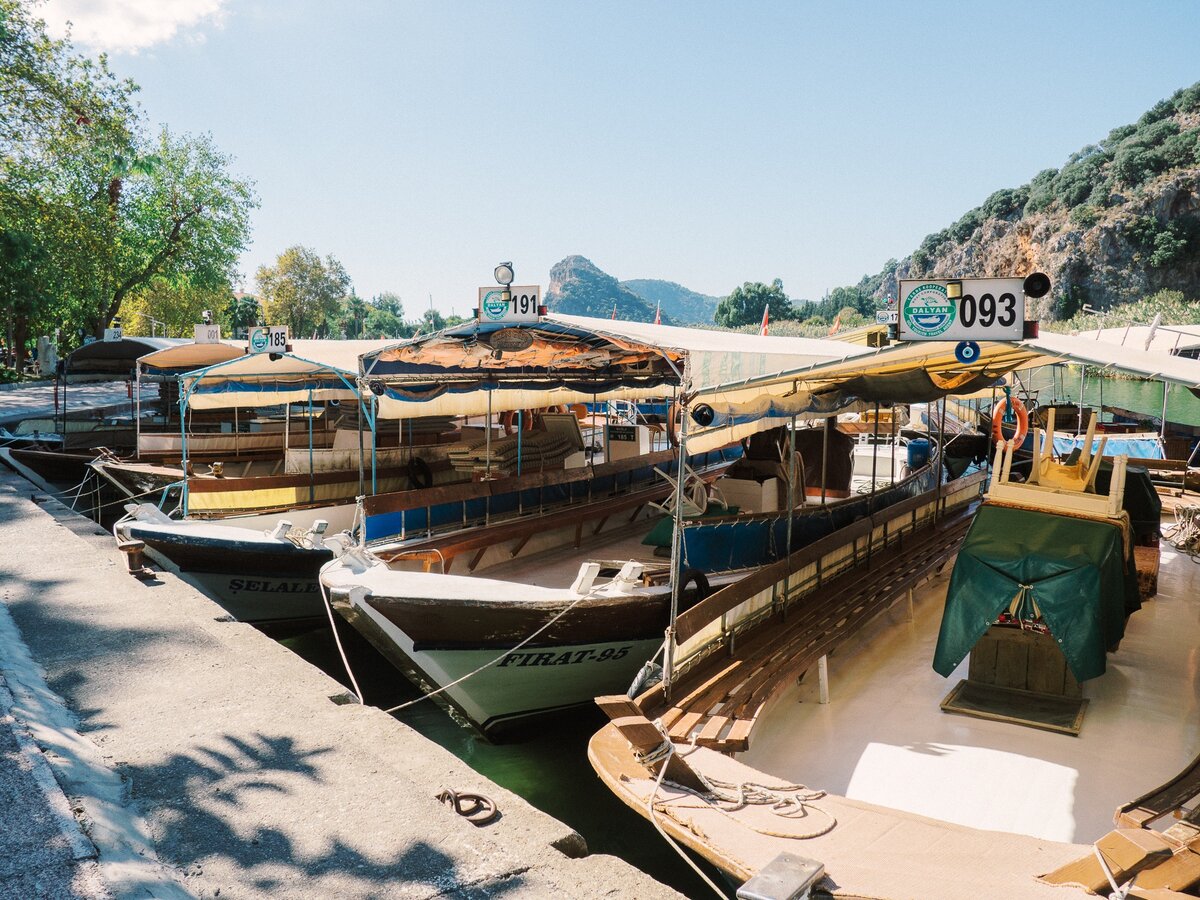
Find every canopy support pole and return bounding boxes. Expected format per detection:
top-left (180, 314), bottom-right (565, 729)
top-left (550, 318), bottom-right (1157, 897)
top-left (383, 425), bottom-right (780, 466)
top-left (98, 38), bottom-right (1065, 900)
top-left (234, 404), bottom-right (239, 457)
top-left (935, 396), bottom-right (947, 520)
top-left (664, 406), bottom-right (690, 703)
top-left (1161, 380), bottom-right (1170, 446)
top-left (308, 387), bottom-right (315, 505)
top-left (1077, 367), bottom-right (1086, 437)
top-left (179, 375), bottom-right (192, 517)
top-left (284, 402), bottom-right (289, 459)
top-left (371, 394), bottom-right (377, 495)
top-left (134, 361), bottom-right (142, 460)
top-left (986, 386), bottom-right (997, 491)
top-left (357, 397), bottom-right (365, 496)
top-left (485, 391), bottom-right (492, 525)
top-left (870, 402), bottom-right (880, 515)
top-left (820, 416), bottom-right (830, 505)
top-left (786, 414), bottom-right (796, 554)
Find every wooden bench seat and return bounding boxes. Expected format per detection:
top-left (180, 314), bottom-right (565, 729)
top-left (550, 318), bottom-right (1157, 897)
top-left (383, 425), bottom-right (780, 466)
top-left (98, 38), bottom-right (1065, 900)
top-left (377, 481), bottom-right (675, 573)
top-left (636, 507), bottom-right (975, 753)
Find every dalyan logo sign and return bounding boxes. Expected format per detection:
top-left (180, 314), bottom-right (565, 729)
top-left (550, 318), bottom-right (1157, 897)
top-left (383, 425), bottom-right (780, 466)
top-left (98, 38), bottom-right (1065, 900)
top-left (481, 290), bottom-right (509, 321)
top-left (902, 283), bottom-right (955, 338)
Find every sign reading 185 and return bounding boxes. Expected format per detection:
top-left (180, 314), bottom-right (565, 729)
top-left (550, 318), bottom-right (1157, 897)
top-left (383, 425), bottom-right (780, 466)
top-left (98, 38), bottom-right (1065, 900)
top-left (248, 325), bottom-right (289, 354)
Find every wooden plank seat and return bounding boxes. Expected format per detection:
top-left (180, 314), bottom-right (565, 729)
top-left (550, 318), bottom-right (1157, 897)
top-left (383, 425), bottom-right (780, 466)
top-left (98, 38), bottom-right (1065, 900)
top-left (376, 481), bottom-right (677, 573)
top-left (639, 506), bottom-right (976, 754)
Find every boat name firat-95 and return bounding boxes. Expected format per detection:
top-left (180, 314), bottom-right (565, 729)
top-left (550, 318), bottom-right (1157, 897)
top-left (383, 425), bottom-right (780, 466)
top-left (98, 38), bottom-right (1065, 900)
top-left (497, 646), bottom-right (633, 668)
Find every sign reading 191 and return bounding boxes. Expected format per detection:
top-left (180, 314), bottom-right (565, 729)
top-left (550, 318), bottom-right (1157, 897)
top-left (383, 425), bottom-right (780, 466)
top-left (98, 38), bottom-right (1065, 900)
top-left (477, 285), bottom-right (541, 324)
top-left (897, 278), bottom-right (1025, 342)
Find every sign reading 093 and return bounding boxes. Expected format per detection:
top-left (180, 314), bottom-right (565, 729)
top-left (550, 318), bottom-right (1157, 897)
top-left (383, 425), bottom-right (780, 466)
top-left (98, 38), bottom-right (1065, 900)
top-left (897, 278), bottom-right (1024, 342)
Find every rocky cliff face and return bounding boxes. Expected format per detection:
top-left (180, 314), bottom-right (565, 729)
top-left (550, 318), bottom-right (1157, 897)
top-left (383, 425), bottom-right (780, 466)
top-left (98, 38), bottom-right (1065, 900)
top-left (864, 84), bottom-right (1200, 320)
top-left (545, 256), bottom-right (665, 322)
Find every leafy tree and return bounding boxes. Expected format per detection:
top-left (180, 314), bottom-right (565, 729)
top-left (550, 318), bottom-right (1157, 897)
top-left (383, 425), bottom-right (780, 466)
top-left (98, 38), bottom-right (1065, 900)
top-left (713, 279), bottom-right (793, 327)
top-left (222, 293), bottom-right (261, 337)
top-left (256, 246), bottom-right (351, 337)
top-left (118, 275), bottom-right (233, 337)
top-left (420, 308), bottom-right (446, 332)
top-left (372, 291), bottom-right (403, 318)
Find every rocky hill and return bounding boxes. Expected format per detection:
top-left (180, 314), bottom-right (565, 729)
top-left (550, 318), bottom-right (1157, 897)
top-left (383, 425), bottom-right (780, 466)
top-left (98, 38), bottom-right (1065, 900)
top-left (858, 81), bottom-right (1200, 320)
top-left (545, 256), bottom-right (669, 323)
top-left (621, 278), bottom-right (719, 324)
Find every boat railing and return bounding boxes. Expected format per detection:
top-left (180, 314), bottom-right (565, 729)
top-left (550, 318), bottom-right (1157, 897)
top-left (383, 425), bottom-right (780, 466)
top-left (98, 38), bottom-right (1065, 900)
top-left (361, 445), bottom-right (739, 543)
top-left (668, 470), bottom-right (986, 687)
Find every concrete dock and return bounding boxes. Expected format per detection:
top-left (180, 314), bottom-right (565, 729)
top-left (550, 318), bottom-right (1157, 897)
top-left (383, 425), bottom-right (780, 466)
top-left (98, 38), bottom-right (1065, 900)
top-left (0, 465), bottom-right (682, 898)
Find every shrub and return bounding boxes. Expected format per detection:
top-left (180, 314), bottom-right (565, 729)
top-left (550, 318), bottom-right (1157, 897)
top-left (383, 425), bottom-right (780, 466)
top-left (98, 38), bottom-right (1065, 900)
top-left (1070, 205), bottom-right (1100, 227)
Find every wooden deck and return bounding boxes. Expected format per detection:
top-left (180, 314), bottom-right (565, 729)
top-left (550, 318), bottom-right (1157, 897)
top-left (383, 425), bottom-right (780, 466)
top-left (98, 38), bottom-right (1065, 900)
top-left (599, 473), bottom-right (985, 755)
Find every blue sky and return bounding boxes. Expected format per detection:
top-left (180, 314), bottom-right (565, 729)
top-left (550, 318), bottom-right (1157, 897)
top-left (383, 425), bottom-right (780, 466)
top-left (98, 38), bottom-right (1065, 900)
top-left (42, 1), bottom-right (1200, 317)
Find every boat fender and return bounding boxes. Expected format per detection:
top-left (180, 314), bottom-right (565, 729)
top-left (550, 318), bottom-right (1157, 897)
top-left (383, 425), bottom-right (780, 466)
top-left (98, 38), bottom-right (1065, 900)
top-left (435, 789), bottom-right (498, 826)
top-left (408, 455), bottom-right (433, 489)
top-left (678, 568), bottom-right (710, 611)
top-left (991, 392), bottom-right (1029, 447)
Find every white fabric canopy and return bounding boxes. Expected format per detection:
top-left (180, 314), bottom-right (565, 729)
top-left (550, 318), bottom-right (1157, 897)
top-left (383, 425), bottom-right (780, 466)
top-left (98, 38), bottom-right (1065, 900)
top-left (181, 340), bottom-right (394, 409)
top-left (138, 340), bottom-right (245, 378)
top-left (1023, 331), bottom-right (1200, 390)
top-left (1072, 324), bottom-right (1200, 356)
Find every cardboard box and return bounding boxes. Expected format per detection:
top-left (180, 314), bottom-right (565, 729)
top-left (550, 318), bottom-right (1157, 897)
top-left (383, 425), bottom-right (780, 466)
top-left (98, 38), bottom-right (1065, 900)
top-left (718, 476), bottom-right (780, 514)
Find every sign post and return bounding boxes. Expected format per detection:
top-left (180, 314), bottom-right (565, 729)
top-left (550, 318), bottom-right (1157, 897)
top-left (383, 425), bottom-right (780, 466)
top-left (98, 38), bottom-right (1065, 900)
top-left (897, 278), bottom-right (1026, 342)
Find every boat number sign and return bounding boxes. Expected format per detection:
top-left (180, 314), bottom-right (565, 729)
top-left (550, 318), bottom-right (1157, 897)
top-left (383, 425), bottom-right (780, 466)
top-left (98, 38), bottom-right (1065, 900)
top-left (248, 325), bottom-right (289, 354)
top-left (477, 285), bottom-right (542, 323)
top-left (498, 646), bottom-right (632, 667)
top-left (897, 278), bottom-right (1025, 342)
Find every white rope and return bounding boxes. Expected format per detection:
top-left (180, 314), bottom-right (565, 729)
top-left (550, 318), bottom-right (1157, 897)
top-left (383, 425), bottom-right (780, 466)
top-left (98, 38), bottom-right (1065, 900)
top-left (382, 589), bottom-right (593, 714)
top-left (1091, 843), bottom-right (1133, 900)
top-left (318, 558), bottom-right (366, 705)
top-left (646, 739), bottom-right (730, 900)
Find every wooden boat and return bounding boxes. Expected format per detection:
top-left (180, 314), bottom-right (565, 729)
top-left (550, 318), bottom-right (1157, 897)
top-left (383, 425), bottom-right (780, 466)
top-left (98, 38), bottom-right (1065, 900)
top-left (588, 410), bottom-right (1198, 898)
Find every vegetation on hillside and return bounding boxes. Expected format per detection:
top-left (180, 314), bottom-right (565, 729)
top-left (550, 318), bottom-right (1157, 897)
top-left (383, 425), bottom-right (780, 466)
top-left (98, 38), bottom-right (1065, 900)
top-left (622, 278), bottom-right (718, 323)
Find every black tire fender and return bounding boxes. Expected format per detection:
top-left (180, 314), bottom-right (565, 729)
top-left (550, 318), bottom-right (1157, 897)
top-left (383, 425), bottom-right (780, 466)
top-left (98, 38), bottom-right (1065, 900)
top-left (677, 567), bottom-right (710, 612)
top-left (408, 455), bottom-right (433, 489)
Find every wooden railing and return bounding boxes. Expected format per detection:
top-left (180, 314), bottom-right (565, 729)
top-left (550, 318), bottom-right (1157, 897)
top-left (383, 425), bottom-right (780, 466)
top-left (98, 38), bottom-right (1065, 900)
top-left (672, 470), bottom-right (986, 648)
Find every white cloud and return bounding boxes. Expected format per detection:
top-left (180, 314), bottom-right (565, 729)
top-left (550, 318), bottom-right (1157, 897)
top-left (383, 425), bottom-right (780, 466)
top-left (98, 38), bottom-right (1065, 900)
top-left (40, 0), bottom-right (228, 54)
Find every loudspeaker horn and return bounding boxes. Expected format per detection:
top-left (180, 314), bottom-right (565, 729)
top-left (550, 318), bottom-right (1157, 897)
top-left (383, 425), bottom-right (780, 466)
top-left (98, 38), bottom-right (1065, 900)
top-left (1022, 272), bottom-right (1051, 299)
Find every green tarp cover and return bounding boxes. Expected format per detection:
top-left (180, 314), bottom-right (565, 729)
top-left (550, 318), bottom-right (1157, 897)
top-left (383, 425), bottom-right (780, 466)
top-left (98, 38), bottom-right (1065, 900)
top-left (933, 504), bottom-right (1140, 682)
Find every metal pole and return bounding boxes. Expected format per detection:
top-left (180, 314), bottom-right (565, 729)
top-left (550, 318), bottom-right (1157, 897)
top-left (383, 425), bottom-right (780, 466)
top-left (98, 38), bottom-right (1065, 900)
top-left (485, 391), bottom-right (492, 526)
top-left (1161, 380), bottom-right (1170, 445)
top-left (179, 377), bottom-right (189, 516)
top-left (1077, 366), bottom-right (1086, 437)
top-left (870, 401), bottom-right (880, 514)
top-left (357, 398), bottom-right (365, 496)
top-left (935, 395), bottom-right (947, 520)
top-left (371, 394), bottom-right (377, 495)
top-left (820, 416), bottom-right (830, 505)
top-left (135, 362), bottom-right (142, 459)
top-left (308, 388), bottom-right (315, 504)
top-left (663, 406), bottom-right (690, 702)
top-left (986, 386), bottom-right (997, 491)
top-left (234, 404), bottom-right (239, 457)
top-left (786, 414), bottom-right (796, 554)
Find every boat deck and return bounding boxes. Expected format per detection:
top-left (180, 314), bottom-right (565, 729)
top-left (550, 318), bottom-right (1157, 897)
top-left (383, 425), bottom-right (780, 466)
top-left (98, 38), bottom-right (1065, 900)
top-left (477, 520), bottom-right (665, 589)
top-left (742, 516), bottom-right (1200, 845)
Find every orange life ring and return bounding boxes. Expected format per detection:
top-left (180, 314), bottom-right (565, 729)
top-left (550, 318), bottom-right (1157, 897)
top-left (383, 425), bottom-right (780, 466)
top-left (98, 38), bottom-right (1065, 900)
top-left (500, 409), bottom-right (535, 436)
top-left (991, 395), bottom-right (1029, 447)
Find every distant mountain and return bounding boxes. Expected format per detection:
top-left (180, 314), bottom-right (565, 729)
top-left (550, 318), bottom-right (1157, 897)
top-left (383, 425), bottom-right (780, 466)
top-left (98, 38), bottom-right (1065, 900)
top-left (851, 80), bottom-right (1200, 319)
top-left (545, 256), bottom-right (667, 323)
top-left (621, 279), bottom-right (719, 324)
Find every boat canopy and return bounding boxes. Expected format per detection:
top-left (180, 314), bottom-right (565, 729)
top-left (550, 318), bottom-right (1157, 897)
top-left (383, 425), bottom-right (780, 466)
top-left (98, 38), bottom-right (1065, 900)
top-left (137, 340), bottom-right (245, 381)
top-left (178, 340), bottom-right (393, 409)
top-left (359, 315), bottom-right (871, 420)
top-left (64, 336), bottom-right (187, 383)
top-left (1074, 323), bottom-right (1200, 357)
top-left (679, 331), bottom-right (1200, 452)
